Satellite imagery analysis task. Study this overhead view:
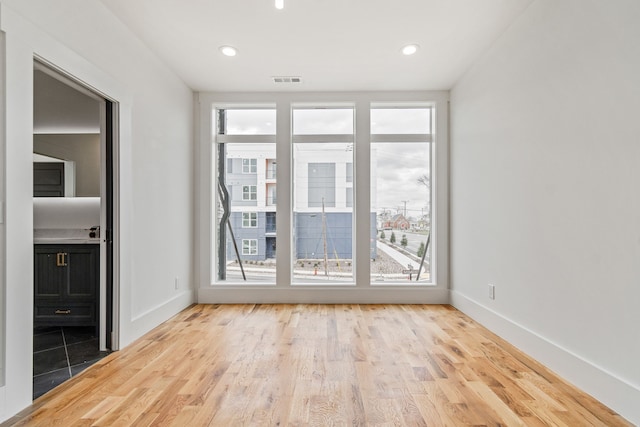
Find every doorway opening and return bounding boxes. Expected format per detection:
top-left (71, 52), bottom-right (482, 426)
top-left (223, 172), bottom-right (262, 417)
top-left (32, 60), bottom-right (118, 399)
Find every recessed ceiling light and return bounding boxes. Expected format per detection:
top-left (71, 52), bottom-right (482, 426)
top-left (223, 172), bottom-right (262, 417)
top-left (402, 44), bottom-right (419, 55)
top-left (219, 46), bottom-right (238, 57)
top-left (275, 0), bottom-right (284, 9)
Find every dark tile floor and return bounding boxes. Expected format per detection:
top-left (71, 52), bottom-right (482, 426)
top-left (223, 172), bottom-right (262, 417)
top-left (33, 326), bottom-right (110, 400)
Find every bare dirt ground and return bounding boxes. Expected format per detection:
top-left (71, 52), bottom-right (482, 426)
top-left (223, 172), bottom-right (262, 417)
top-left (234, 240), bottom-right (429, 277)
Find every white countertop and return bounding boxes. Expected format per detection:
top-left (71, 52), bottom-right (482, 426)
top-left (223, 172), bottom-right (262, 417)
top-left (34, 228), bottom-right (100, 245)
top-left (34, 237), bottom-right (100, 244)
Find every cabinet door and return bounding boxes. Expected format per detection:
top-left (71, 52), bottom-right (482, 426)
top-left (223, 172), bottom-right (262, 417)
top-left (34, 246), bottom-right (66, 298)
top-left (66, 246), bottom-right (98, 297)
top-left (34, 244), bottom-right (99, 327)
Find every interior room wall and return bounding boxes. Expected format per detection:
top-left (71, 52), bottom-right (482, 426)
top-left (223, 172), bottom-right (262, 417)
top-left (449, 0), bottom-right (640, 423)
top-left (0, 0), bottom-right (194, 421)
top-left (34, 133), bottom-right (100, 197)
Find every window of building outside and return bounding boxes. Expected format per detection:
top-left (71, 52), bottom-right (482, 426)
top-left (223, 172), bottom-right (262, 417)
top-left (242, 158), bottom-right (257, 173)
top-left (371, 108), bottom-right (432, 284)
top-left (211, 102), bottom-right (436, 286)
top-left (242, 239), bottom-right (257, 255)
top-left (293, 108), bottom-right (355, 284)
top-left (242, 185), bottom-right (257, 201)
top-left (242, 212), bottom-right (257, 228)
top-left (214, 108), bottom-right (277, 282)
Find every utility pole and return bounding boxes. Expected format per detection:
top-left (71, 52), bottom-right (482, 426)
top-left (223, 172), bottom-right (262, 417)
top-left (401, 200), bottom-right (409, 217)
top-left (322, 197), bottom-right (328, 276)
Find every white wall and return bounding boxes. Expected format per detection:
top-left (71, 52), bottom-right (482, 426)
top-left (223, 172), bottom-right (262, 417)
top-left (450, 0), bottom-right (640, 423)
top-left (0, 0), bottom-right (194, 421)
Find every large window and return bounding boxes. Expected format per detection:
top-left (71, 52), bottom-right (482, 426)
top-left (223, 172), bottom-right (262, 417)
top-left (371, 108), bottom-right (432, 284)
top-left (206, 96), bottom-right (444, 292)
top-left (214, 108), bottom-right (277, 282)
top-left (293, 108), bottom-right (354, 284)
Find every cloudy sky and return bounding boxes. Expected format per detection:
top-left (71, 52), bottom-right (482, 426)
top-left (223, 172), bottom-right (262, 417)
top-left (373, 142), bottom-right (430, 219)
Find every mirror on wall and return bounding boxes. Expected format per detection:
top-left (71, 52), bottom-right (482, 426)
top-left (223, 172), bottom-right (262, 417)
top-left (33, 135), bottom-right (100, 197)
top-left (33, 67), bottom-right (101, 198)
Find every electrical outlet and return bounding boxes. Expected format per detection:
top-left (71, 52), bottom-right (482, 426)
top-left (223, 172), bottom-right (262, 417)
top-left (488, 284), bottom-right (495, 300)
top-left (175, 277), bottom-right (179, 290)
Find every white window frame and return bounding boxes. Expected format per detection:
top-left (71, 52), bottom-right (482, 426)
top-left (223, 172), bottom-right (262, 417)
top-left (197, 92), bottom-right (449, 304)
top-left (242, 239), bottom-right (258, 255)
top-left (242, 185), bottom-right (257, 201)
top-left (242, 212), bottom-right (258, 228)
top-left (370, 106), bottom-right (433, 284)
top-left (292, 107), bottom-right (355, 284)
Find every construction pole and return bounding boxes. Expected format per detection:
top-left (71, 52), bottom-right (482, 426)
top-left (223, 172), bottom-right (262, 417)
top-left (322, 197), bottom-right (328, 276)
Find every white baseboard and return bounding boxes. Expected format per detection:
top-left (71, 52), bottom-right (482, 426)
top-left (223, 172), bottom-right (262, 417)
top-left (198, 286), bottom-right (450, 304)
top-left (122, 290), bottom-right (195, 348)
top-left (450, 290), bottom-right (640, 426)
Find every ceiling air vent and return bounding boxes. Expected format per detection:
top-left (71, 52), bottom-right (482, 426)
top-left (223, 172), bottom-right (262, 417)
top-left (272, 76), bottom-right (302, 84)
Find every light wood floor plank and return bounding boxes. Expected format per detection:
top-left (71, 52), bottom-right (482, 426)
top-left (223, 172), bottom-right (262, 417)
top-left (2, 304), bottom-right (632, 426)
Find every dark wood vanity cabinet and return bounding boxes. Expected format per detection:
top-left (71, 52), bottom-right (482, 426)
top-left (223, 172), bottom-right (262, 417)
top-left (34, 244), bottom-right (99, 327)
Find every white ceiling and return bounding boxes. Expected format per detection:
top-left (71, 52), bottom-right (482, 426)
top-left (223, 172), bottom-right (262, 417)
top-left (97, 0), bottom-right (534, 92)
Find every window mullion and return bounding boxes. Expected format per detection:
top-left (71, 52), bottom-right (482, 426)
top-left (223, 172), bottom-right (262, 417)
top-left (354, 101), bottom-right (371, 287)
top-left (370, 134), bottom-right (432, 143)
top-left (292, 134), bottom-right (354, 144)
top-left (275, 101), bottom-right (292, 287)
top-left (218, 134), bottom-right (277, 144)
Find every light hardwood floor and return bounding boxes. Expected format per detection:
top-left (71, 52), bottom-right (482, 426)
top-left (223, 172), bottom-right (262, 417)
top-left (4, 304), bottom-right (632, 426)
